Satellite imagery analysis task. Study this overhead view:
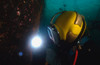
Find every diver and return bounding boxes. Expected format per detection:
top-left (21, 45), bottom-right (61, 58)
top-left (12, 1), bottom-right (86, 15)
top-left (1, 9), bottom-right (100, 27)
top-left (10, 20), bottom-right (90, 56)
top-left (46, 11), bottom-right (99, 65)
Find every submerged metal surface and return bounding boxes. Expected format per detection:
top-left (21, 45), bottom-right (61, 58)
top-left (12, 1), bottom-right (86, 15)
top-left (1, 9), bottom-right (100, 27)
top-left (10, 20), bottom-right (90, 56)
top-left (0, 0), bottom-right (43, 65)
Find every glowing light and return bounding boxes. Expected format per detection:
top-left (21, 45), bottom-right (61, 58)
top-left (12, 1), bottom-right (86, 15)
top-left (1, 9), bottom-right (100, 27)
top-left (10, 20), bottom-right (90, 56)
top-left (19, 52), bottom-right (23, 56)
top-left (31, 36), bottom-right (42, 48)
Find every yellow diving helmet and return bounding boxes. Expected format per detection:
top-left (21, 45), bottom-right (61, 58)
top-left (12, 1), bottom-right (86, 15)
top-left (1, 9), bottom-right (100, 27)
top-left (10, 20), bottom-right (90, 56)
top-left (47, 11), bottom-right (86, 45)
